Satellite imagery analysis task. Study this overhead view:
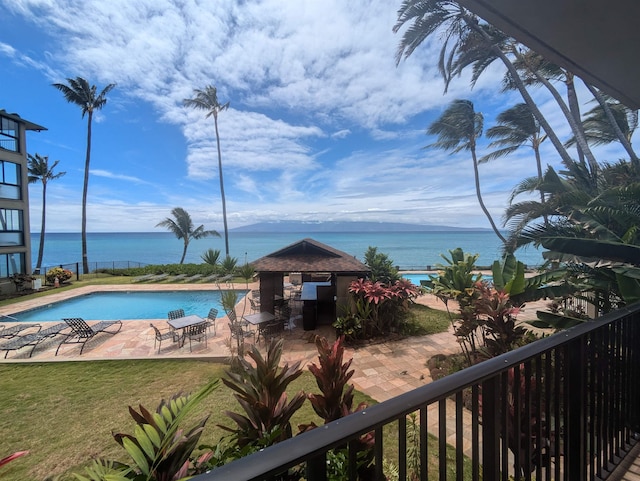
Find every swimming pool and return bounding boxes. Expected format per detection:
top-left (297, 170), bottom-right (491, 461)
top-left (402, 273), bottom-right (492, 285)
top-left (8, 290), bottom-right (248, 322)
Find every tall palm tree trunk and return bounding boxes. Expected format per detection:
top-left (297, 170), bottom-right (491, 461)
top-left (585, 83), bottom-right (640, 167)
top-left (566, 73), bottom-right (586, 165)
top-left (459, 14), bottom-right (577, 168)
top-left (214, 115), bottom-right (229, 257)
top-left (81, 112), bottom-right (93, 275)
top-left (525, 64), bottom-right (600, 175)
top-left (471, 148), bottom-right (507, 243)
top-left (180, 241), bottom-right (188, 264)
top-left (36, 183), bottom-right (47, 270)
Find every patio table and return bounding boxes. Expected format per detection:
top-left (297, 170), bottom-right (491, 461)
top-left (243, 312), bottom-right (276, 326)
top-left (167, 314), bottom-right (205, 330)
top-left (167, 315), bottom-right (206, 348)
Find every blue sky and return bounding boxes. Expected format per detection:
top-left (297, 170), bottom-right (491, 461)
top-left (0, 1), bottom-right (633, 233)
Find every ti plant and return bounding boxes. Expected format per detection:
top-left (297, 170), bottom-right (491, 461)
top-left (74, 379), bottom-right (219, 481)
top-left (302, 336), bottom-right (368, 426)
top-left (219, 338), bottom-right (306, 449)
top-left (300, 336), bottom-right (374, 479)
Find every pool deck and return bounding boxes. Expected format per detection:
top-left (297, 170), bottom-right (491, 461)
top-left (0, 280), bottom-right (550, 403)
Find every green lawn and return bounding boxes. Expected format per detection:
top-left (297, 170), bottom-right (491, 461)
top-left (0, 360), bottom-right (353, 481)
top-left (0, 284), bottom-right (458, 480)
top-left (402, 303), bottom-right (453, 336)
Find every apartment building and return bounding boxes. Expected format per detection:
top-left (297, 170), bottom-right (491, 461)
top-left (0, 109), bottom-right (46, 294)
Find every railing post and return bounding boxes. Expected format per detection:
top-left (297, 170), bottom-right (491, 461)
top-left (482, 375), bottom-right (500, 480)
top-left (566, 337), bottom-right (587, 480)
top-left (306, 453), bottom-right (327, 481)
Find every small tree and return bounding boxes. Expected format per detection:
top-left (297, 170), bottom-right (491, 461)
top-left (156, 207), bottom-right (219, 264)
top-left (363, 246), bottom-right (400, 283)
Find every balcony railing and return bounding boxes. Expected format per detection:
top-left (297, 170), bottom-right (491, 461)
top-left (196, 303), bottom-right (640, 481)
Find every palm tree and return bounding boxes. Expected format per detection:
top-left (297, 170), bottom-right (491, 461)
top-left (428, 99), bottom-right (507, 243)
top-left (482, 103), bottom-right (547, 206)
top-left (183, 86), bottom-right (231, 256)
top-left (393, 0), bottom-right (576, 168)
top-left (568, 88), bottom-right (639, 167)
top-left (27, 153), bottom-right (66, 272)
top-left (52, 77), bottom-right (115, 274)
top-left (156, 207), bottom-right (220, 264)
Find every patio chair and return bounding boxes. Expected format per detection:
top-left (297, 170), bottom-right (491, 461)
top-left (0, 323), bottom-right (39, 339)
top-left (150, 323), bottom-right (180, 354)
top-left (168, 309), bottom-right (185, 320)
top-left (55, 318), bottom-right (122, 355)
top-left (147, 273), bottom-right (168, 282)
top-left (131, 274), bottom-right (154, 283)
top-left (167, 274), bottom-right (188, 282)
top-left (229, 322), bottom-right (255, 343)
top-left (205, 308), bottom-right (218, 335)
top-left (275, 305), bottom-right (295, 334)
top-left (183, 322), bottom-right (208, 352)
top-left (257, 320), bottom-right (284, 344)
top-left (0, 322), bottom-right (68, 358)
top-left (249, 297), bottom-right (261, 313)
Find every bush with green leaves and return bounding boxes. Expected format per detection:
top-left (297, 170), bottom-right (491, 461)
top-left (363, 246), bottom-right (400, 284)
top-left (45, 267), bottom-right (73, 284)
top-left (74, 380), bottom-right (218, 481)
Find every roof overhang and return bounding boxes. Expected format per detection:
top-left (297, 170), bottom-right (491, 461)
top-left (457, 0), bottom-right (640, 109)
top-left (0, 110), bottom-right (47, 131)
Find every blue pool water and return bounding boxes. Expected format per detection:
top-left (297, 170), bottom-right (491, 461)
top-left (8, 290), bottom-right (248, 322)
top-left (402, 273), bottom-right (492, 285)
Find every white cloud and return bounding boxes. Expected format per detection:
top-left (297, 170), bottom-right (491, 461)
top-left (6, 0), bottom-right (638, 233)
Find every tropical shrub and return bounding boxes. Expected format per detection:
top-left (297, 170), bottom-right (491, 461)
top-left (332, 312), bottom-right (362, 343)
top-left (201, 248), bottom-right (221, 267)
top-left (425, 250), bottom-right (535, 364)
top-left (45, 267), bottom-right (73, 285)
top-left (302, 336), bottom-right (368, 426)
top-left (220, 255), bottom-right (238, 275)
top-left (363, 246), bottom-right (400, 284)
top-left (219, 339), bottom-right (306, 449)
top-left (74, 380), bottom-right (218, 480)
top-left (300, 336), bottom-right (374, 480)
top-left (347, 277), bottom-right (420, 337)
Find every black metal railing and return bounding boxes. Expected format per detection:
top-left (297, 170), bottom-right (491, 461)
top-left (195, 303), bottom-right (640, 481)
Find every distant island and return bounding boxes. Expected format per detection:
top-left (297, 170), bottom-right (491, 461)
top-left (230, 221), bottom-right (491, 233)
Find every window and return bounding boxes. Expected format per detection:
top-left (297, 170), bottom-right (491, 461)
top-left (0, 209), bottom-right (23, 247)
top-left (0, 161), bottom-right (21, 200)
top-left (0, 115), bottom-right (19, 152)
top-left (0, 253), bottom-right (25, 277)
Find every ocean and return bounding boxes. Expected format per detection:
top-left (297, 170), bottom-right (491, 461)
top-left (31, 231), bottom-right (544, 271)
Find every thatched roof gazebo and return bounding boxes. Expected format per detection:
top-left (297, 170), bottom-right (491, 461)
top-left (250, 238), bottom-right (370, 327)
